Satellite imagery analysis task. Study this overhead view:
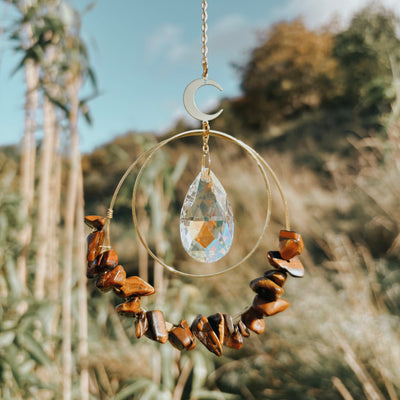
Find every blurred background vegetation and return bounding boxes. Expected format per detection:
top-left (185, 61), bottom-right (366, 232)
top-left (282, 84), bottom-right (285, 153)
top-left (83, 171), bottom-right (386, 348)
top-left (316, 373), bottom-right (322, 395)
top-left (1, 0), bottom-right (400, 399)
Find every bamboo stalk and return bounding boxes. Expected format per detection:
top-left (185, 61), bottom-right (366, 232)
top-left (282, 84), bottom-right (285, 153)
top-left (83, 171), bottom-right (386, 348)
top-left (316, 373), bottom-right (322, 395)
top-left (35, 92), bottom-right (56, 299)
top-left (48, 126), bottom-right (62, 301)
top-left (17, 57), bottom-right (39, 292)
top-left (76, 169), bottom-right (89, 400)
top-left (62, 77), bottom-right (81, 400)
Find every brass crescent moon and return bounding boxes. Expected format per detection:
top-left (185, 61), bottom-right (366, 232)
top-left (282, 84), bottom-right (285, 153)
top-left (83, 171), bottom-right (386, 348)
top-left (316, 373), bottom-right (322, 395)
top-left (183, 78), bottom-right (223, 122)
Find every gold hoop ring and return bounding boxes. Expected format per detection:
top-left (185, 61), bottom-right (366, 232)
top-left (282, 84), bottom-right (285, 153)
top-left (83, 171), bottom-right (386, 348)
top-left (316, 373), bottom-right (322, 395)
top-left (126, 129), bottom-right (290, 278)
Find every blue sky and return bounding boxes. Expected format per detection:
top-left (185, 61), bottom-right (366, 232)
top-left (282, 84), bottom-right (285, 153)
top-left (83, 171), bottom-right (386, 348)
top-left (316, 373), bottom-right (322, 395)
top-left (1, 0), bottom-right (399, 152)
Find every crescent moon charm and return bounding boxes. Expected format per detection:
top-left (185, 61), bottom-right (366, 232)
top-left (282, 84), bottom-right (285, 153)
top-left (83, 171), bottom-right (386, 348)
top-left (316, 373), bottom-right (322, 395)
top-left (183, 78), bottom-right (223, 122)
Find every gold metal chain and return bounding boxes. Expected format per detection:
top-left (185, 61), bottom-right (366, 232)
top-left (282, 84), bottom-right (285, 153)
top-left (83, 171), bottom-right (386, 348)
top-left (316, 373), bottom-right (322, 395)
top-left (201, 121), bottom-right (211, 176)
top-left (201, 0), bottom-right (208, 78)
top-left (202, 121), bottom-right (210, 154)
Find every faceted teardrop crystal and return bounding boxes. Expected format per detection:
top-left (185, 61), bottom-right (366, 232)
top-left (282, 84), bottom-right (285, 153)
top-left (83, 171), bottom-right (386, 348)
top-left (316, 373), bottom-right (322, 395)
top-left (180, 169), bottom-right (234, 263)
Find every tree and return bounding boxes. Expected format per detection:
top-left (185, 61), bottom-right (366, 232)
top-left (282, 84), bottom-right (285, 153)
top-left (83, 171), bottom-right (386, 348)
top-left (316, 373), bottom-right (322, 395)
top-left (237, 19), bottom-right (338, 130)
top-left (59, 8), bottom-right (96, 400)
top-left (7, 2), bottom-right (95, 398)
top-left (9, 0), bottom-right (67, 298)
top-left (333, 3), bottom-right (400, 117)
top-left (10, 0), bottom-right (41, 292)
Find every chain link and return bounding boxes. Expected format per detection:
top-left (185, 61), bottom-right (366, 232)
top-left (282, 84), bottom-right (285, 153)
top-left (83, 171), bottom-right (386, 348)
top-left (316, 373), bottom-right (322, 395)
top-left (201, 0), bottom-right (208, 78)
top-left (202, 121), bottom-right (210, 154)
top-left (201, 1), bottom-right (210, 162)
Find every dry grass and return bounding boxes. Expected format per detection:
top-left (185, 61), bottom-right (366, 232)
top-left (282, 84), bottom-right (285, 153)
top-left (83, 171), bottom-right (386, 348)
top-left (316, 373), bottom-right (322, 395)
top-left (2, 115), bottom-right (400, 399)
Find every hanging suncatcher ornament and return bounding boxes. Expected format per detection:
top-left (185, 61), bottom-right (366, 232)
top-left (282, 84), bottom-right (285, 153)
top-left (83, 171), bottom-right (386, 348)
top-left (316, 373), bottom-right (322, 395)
top-left (84, 0), bottom-right (306, 357)
top-left (180, 3), bottom-right (234, 263)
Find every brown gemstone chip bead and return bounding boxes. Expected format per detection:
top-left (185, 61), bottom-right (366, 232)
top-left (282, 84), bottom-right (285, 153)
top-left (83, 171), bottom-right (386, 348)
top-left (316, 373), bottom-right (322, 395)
top-left (191, 314), bottom-right (222, 357)
top-left (224, 325), bottom-right (244, 350)
top-left (145, 310), bottom-right (168, 344)
top-left (87, 249), bottom-right (119, 279)
top-left (279, 230), bottom-right (304, 260)
top-left (223, 314), bottom-right (235, 336)
top-left (95, 265), bottom-right (126, 292)
top-left (136, 311), bottom-right (149, 339)
top-left (253, 295), bottom-right (290, 316)
top-left (268, 251), bottom-right (305, 278)
top-left (114, 276), bottom-right (155, 298)
top-left (241, 308), bottom-right (265, 335)
top-left (250, 277), bottom-right (284, 300)
top-left (86, 262), bottom-right (103, 279)
top-left (84, 215), bottom-right (106, 231)
top-left (238, 320), bottom-right (250, 337)
top-left (208, 313), bottom-right (225, 345)
top-left (115, 297), bottom-right (141, 317)
top-left (86, 230), bottom-right (105, 263)
top-left (97, 249), bottom-right (118, 271)
top-left (169, 319), bottom-right (195, 351)
top-left (264, 269), bottom-right (287, 287)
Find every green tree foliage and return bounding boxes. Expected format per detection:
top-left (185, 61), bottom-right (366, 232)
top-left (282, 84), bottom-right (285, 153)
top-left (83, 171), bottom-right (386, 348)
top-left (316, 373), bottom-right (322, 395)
top-left (236, 19), bottom-right (339, 130)
top-left (234, 5), bottom-right (400, 133)
top-left (333, 3), bottom-right (400, 118)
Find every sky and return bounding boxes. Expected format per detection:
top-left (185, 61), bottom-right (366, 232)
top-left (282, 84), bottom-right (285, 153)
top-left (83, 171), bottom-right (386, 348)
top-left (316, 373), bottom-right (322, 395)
top-left (1, 0), bottom-right (400, 153)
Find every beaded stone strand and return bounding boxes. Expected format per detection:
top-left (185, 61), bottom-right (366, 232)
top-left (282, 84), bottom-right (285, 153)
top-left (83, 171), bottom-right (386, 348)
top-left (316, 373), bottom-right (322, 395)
top-left (84, 215), bottom-right (305, 356)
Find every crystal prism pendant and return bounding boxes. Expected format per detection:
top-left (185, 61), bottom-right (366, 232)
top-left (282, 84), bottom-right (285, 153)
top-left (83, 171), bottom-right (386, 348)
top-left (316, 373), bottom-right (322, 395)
top-left (180, 167), bottom-right (234, 263)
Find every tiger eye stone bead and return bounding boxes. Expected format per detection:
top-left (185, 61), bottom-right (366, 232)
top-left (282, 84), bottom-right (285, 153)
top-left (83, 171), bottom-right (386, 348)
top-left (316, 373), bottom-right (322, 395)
top-left (279, 230), bottom-right (304, 260)
top-left (86, 230), bottom-right (105, 263)
top-left (207, 313), bottom-right (225, 345)
top-left (98, 249), bottom-right (118, 270)
top-left (84, 215), bottom-right (106, 231)
top-left (263, 269), bottom-right (287, 287)
top-left (191, 314), bottom-right (222, 357)
top-left (238, 320), bottom-right (250, 337)
top-left (86, 261), bottom-right (103, 279)
top-left (87, 249), bottom-right (118, 278)
top-left (250, 277), bottom-right (284, 300)
top-left (115, 297), bottom-right (141, 317)
top-left (241, 307), bottom-right (265, 335)
top-left (253, 295), bottom-right (290, 316)
top-left (224, 325), bottom-right (243, 350)
top-left (87, 259), bottom-right (105, 279)
top-left (268, 251), bottom-right (305, 278)
top-left (223, 314), bottom-right (235, 336)
top-left (145, 311), bottom-right (168, 344)
top-left (114, 276), bottom-right (155, 298)
top-left (95, 265), bottom-right (126, 292)
top-left (169, 319), bottom-right (195, 351)
top-left (136, 311), bottom-right (149, 339)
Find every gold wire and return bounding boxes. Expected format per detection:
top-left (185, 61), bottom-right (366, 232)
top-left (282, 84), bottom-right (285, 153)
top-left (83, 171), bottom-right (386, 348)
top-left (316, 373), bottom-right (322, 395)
top-left (105, 146), bottom-right (158, 249)
top-left (105, 130), bottom-right (290, 276)
top-left (129, 129), bottom-right (290, 278)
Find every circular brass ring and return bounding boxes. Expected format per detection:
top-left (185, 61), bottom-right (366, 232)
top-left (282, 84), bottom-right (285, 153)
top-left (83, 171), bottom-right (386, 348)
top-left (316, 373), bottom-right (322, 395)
top-left (127, 129), bottom-right (289, 278)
